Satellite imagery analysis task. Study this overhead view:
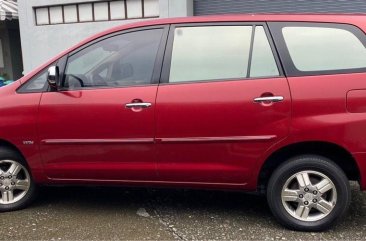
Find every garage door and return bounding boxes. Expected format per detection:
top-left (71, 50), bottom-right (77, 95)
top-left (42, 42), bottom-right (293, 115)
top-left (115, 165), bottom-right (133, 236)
top-left (194, 0), bottom-right (366, 15)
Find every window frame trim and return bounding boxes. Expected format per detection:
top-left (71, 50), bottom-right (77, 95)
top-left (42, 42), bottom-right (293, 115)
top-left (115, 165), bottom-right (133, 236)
top-left (160, 22), bottom-right (284, 85)
top-left (268, 22), bottom-right (366, 77)
top-left (58, 24), bottom-right (169, 91)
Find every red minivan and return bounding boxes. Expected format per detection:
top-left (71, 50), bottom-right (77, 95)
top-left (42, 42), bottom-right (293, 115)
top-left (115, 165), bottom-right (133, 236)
top-left (0, 14), bottom-right (366, 231)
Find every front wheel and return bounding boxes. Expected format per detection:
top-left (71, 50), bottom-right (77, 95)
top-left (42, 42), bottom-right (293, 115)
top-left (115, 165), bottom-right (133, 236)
top-left (0, 148), bottom-right (36, 212)
top-left (267, 155), bottom-right (351, 231)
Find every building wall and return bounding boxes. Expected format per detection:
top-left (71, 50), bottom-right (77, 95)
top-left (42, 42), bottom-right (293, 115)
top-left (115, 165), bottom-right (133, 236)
top-left (194, 0), bottom-right (366, 15)
top-left (18, 0), bottom-right (193, 74)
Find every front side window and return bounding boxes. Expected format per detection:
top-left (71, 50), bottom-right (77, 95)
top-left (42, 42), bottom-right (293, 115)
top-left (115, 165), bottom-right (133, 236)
top-left (64, 28), bottom-right (163, 89)
top-left (282, 26), bottom-right (366, 72)
top-left (169, 25), bottom-right (279, 83)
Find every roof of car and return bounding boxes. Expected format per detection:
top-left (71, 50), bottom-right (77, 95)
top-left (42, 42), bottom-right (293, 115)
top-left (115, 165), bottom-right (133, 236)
top-left (88, 14), bottom-right (366, 46)
top-left (110, 14), bottom-right (366, 30)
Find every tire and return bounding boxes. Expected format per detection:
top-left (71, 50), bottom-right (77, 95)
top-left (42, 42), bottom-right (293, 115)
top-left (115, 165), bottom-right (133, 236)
top-left (0, 147), bottom-right (37, 212)
top-left (267, 155), bottom-right (351, 231)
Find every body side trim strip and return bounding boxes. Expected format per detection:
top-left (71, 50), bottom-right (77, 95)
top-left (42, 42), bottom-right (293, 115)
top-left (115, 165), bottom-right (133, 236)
top-left (157, 135), bottom-right (277, 143)
top-left (42, 135), bottom-right (277, 145)
top-left (41, 138), bottom-right (154, 145)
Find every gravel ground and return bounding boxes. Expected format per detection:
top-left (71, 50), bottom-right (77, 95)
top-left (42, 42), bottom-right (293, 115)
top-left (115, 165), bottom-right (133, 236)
top-left (0, 182), bottom-right (365, 240)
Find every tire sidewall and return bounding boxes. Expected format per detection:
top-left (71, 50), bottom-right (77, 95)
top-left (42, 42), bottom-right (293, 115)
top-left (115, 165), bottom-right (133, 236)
top-left (267, 155), bottom-right (350, 231)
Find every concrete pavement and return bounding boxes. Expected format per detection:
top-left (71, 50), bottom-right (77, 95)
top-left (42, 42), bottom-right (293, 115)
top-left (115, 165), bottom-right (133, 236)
top-left (1, 182), bottom-right (365, 240)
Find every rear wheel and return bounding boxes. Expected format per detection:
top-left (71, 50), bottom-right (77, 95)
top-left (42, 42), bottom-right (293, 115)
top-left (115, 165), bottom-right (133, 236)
top-left (267, 155), bottom-right (350, 231)
top-left (0, 148), bottom-right (36, 212)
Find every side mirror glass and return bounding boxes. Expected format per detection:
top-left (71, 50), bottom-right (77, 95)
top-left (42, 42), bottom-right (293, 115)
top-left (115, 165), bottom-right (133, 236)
top-left (47, 66), bottom-right (59, 89)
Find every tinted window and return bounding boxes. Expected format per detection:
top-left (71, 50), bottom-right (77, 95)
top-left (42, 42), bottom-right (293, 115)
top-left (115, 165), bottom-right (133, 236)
top-left (169, 26), bottom-right (252, 82)
top-left (282, 26), bottom-right (366, 72)
top-left (169, 25), bottom-right (279, 83)
top-left (64, 29), bottom-right (163, 89)
top-left (250, 26), bottom-right (279, 78)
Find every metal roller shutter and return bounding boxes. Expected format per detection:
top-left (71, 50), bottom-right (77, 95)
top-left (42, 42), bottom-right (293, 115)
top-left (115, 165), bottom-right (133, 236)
top-left (194, 0), bottom-right (366, 15)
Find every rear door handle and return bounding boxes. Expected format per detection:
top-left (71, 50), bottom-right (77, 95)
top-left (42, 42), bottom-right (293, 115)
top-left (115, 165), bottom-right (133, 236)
top-left (125, 103), bottom-right (152, 108)
top-left (253, 96), bottom-right (284, 103)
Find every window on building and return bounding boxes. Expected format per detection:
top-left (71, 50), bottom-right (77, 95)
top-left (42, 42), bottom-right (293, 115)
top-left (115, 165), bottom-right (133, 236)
top-left (110, 1), bottom-right (126, 20)
top-left (79, 3), bottom-right (93, 22)
top-left (49, 6), bottom-right (63, 24)
top-left (282, 26), bottom-right (366, 72)
top-left (63, 29), bottom-right (163, 89)
top-left (63, 5), bottom-right (78, 23)
top-left (126, 0), bottom-right (143, 18)
top-left (169, 25), bottom-right (279, 83)
top-left (35, 7), bottom-right (49, 25)
top-left (34, 0), bottom-right (159, 26)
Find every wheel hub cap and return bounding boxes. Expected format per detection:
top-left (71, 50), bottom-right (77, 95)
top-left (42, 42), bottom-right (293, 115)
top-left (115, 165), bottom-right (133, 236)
top-left (3, 179), bottom-right (11, 186)
top-left (304, 193), bottom-right (314, 201)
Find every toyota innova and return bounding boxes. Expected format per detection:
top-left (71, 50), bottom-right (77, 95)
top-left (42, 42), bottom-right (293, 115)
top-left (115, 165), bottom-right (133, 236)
top-left (1, 15), bottom-right (366, 231)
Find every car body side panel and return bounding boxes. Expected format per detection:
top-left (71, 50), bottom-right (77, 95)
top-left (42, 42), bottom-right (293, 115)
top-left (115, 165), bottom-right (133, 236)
top-left (155, 77), bottom-right (291, 185)
top-left (0, 82), bottom-right (47, 182)
top-left (38, 86), bottom-right (159, 181)
top-left (246, 73), bottom-right (366, 191)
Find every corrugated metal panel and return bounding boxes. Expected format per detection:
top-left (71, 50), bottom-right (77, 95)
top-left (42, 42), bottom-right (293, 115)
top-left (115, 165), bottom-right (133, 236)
top-left (194, 0), bottom-right (366, 15)
top-left (0, 0), bottom-right (18, 20)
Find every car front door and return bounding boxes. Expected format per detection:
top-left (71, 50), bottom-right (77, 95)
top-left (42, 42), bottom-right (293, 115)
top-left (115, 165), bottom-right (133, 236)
top-left (38, 26), bottom-right (168, 181)
top-left (155, 24), bottom-right (291, 186)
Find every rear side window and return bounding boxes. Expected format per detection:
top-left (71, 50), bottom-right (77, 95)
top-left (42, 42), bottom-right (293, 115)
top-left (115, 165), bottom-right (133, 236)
top-left (168, 25), bottom-right (279, 83)
top-left (251, 26), bottom-right (280, 77)
top-left (283, 27), bottom-right (366, 72)
top-left (269, 22), bottom-right (366, 76)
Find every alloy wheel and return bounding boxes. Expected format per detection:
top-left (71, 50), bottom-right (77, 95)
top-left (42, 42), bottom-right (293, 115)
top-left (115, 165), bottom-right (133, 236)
top-left (0, 160), bottom-right (31, 204)
top-left (281, 170), bottom-right (337, 222)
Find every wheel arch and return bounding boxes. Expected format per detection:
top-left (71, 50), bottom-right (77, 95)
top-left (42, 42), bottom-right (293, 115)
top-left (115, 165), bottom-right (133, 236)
top-left (0, 139), bottom-right (27, 164)
top-left (258, 141), bottom-right (360, 193)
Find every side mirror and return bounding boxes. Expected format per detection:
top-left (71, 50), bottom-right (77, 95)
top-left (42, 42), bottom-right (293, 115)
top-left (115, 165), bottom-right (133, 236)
top-left (47, 66), bottom-right (59, 90)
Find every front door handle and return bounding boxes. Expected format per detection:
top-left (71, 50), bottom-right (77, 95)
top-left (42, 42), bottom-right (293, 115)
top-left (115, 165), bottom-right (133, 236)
top-left (125, 103), bottom-right (152, 108)
top-left (253, 96), bottom-right (284, 103)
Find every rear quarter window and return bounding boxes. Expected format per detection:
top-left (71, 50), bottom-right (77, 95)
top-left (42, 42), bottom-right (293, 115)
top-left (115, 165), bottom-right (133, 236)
top-left (269, 22), bottom-right (366, 76)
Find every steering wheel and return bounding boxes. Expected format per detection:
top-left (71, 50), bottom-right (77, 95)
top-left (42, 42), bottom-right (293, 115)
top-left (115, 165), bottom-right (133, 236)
top-left (67, 74), bottom-right (85, 87)
top-left (92, 73), bottom-right (108, 86)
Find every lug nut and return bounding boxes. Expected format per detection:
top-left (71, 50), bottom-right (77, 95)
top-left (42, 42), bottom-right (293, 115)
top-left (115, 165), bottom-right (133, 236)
top-left (0, 183), bottom-right (2, 186)
top-left (304, 201), bottom-right (309, 205)
top-left (313, 190), bottom-right (318, 195)
top-left (313, 199), bottom-right (317, 203)
top-left (299, 194), bottom-right (304, 198)
top-left (8, 175), bottom-right (12, 179)
top-left (304, 188), bottom-right (309, 192)
top-left (11, 182), bottom-right (15, 185)
top-left (0, 176), bottom-right (4, 180)
top-left (5, 186), bottom-right (9, 190)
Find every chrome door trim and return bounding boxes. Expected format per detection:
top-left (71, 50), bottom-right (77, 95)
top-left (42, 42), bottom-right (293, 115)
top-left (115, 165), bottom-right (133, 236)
top-left (253, 96), bottom-right (284, 103)
top-left (125, 103), bottom-right (152, 108)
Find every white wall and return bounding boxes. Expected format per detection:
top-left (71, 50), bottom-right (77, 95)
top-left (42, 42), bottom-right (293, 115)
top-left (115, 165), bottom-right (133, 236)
top-left (18, 0), bottom-right (193, 74)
